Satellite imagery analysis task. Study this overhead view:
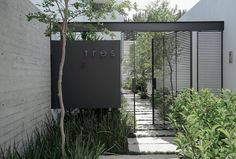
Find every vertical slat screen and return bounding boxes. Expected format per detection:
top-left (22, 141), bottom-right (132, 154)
top-left (164, 33), bottom-right (177, 95)
top-left (176, 32), bottom-right (191, 91)
top-left (198, 32), bottom-right (222, 93)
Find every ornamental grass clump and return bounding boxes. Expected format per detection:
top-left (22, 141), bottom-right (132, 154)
top-left (169, 89), bottom-right (236, 159)
top-left (0, 99), bottom-right (133, 159)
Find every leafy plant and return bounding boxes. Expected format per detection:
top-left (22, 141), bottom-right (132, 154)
top-left (151, 87), bottom-right (173, 120)
top-left (139, 91), bottom-right (148, 99)
top-left (0, 99), bottom-right (133, 159)
top-left (69, 133), bottom-right (105, 159)
top-left (169, 89), bottom-right (236, 159)
top-left (123, 78), bottom-right (132, 90)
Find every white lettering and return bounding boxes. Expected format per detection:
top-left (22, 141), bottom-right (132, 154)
top-left (84, 50), bottom-right (88, 56)
top-left (100, 50), bottom-right (107, 57)
top-left (83, 50), bottom-right (116, 57)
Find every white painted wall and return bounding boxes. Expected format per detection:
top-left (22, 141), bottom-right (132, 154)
top-left (179, 0), bottom-right (236, 91)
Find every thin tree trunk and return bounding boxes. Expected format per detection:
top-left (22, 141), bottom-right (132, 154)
top-left (167, 57), bottom-right (174, 99)
top-left (58, 0), bottom-right (69, 158)
top-left (58, 27), bottom-right (66, 158)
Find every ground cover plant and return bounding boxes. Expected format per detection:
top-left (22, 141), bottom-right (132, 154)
top-left (0, 99), bottom-right (133, 159)
top-left (169, 89), bottom-right (236, 159)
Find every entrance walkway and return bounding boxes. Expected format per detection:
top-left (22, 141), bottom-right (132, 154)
top-left (100, 90), bottom-right (178, 159)
top-left (123, 90), bottom-right (177, 155)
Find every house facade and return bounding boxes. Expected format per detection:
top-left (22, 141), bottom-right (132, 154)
top-left (179, 0), bottom-right (236, 92)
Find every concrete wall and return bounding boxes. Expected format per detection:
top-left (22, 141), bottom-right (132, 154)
top-left (0, 0), bottom-right (51, 148)
top-left (179, 0), bottom-right (236, 92)
top-left (121, 41), bottom-right (134, 85)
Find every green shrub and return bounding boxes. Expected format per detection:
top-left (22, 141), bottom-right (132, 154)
top-left (151, 87), bottom-right (173, 120)
top-left (169, 89), bottom-right (236, 159)
top-left (0, 99), bottom-right (133, 158)
top-left (69, 133), bottom-right (105, 159)
top-left (0, 118), bottom-right (105, 159)
top-left (136, 76), bottom-right (147, 93)
top-left (123, 78), bottom-right (132, 90)
top-left (139, 91), bottom-right (148, 99)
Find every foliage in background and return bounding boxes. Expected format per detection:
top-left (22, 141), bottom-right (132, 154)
top-left (0, 99), bottom-right (133, 159)
top-left (169, 89), bottom-right (236, 159)
top-left (125, 0), bottom-right (185, 98)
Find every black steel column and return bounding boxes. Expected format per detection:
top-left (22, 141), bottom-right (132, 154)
top-left (197, 32), bottom-right (199, 91)
top-left (162, 35), bottom-right (166, 129)
top-left (190, 32), bottom-right (193, 88)
top-left (50, 21), bottom-right (53, 108)
top-left (175, 32), bottom-right (178, 95)
top-left (133, 42), bottom-right (136, 132)
top-left (152, 39), bottom-right (155, 125)
top-left (221, 31), bottom-right (224, 89)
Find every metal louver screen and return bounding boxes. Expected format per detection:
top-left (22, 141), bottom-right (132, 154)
top-left (198, 32), bottom-right (222, 93)
top-left (176, 32), bottom-right (191, 91)
top-left (164, 33), bottom-right (177, 94)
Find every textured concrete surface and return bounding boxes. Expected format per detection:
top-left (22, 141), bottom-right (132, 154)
top-left (0, 0), bottom-right (50, 148)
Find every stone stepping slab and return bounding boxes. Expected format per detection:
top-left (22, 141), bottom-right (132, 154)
top-left (128, 137), bottom-right (178, 154)
top-left (136, 120), bottom-right (153, 125)
top-left (135, 114), bottom-right (162, 119)
top-left (100, 155), bottom-right (178, 159)
top-left (133, 130), bottom-right (175, 137)
top-left (135, 118), bottom-right (161, 122)
top-left (126, 110), bottom-right (153, 113)
top-left (127, 108), bottom-right (148, 110)
top-left (136, 118), bottom-right (164, 121)
top-left (136, 124), bottom-right (171, 131)
top-left (135, 120), bottom-right (167, 125)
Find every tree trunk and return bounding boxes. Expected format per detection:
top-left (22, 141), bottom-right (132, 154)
top-left (58, 1), bottom-right (69, 158)
top-left (58, 27), bottom-right (66, 158)
top-left (167, 57), bottom-right (174, 99)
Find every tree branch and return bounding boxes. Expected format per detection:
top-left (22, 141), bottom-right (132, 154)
top-left (55, 0), bottom-right (64, 20)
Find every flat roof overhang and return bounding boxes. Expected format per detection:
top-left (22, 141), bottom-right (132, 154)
top-left (62, 21), bottom-right (224, 32)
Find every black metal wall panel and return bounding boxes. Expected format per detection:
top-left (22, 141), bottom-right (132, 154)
top-left (51, 41), bottom-right (121, 109)
top-left (65, 21), bottom-right (224, 32)
top-left (198, 32), bottom-right (222, 93)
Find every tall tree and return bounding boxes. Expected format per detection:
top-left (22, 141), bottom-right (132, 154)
top-left (27, 0), bottom-right (133, 158)
top-left (126, 0), bottom-right (185, 96)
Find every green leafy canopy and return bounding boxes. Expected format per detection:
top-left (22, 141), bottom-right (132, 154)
top-left (27, 0), bottom-right (136, 37)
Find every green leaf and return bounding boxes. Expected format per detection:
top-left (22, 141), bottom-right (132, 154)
top-left (219, 128), bottom-right (231, 139)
